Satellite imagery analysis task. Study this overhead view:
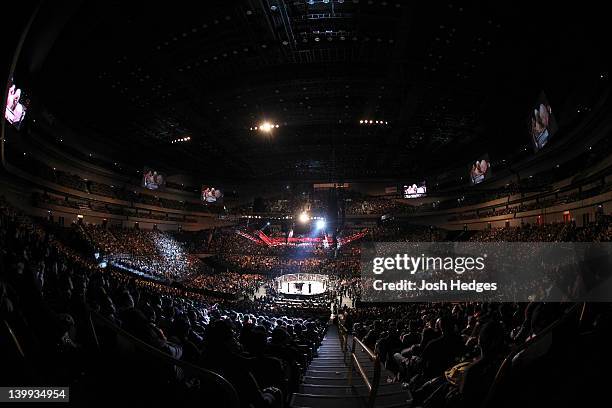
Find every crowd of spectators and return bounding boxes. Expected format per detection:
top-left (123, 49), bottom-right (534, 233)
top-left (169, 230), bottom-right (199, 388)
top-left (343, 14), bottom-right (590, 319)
top-left (468, 221), bottom-right (612, 242)
top-left (187, 272), bottom-right (267, 299)
top-left (345, 196), bottom-right (417, 215)
top-left (0, 197), bottom-right (328, 407)
top-left (3, 191), bottom-right (611, 407)
top-left (342, 300), bottom-right (610, 407)
top-left (80, 224), bottom-right (278, 297)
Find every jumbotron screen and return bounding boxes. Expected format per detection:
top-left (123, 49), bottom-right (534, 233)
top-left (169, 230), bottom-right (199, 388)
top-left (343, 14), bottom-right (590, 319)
top-left (469, 155), bottom-right (492, 185)
top-left (201, 186), bottom-right (223, 204)
top-left (5, 80), bottom-right (28, 129)
top-left (529, 92), bottom-right (558, 152)
top-left (403, 181), bottom-right (427, 198)
top-left (142, 168), bottom-right (166, 190)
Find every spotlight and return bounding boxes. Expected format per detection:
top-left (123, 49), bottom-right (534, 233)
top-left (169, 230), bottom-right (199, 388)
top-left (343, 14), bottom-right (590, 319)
top-left (257, 122), bottom-right (278, 132)
top-left (298, 211), bottom-right (309, 224)
top-left (316, 219), bottom-right (326, 229)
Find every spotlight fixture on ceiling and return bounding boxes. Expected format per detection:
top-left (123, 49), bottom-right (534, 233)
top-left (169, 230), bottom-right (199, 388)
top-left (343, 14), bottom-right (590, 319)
top-left (171, 136), bottom-right (192, 144)
top-left (251, 122), bottom-right (280, 132)
top-left (360, 119), bottom-right (388, 125)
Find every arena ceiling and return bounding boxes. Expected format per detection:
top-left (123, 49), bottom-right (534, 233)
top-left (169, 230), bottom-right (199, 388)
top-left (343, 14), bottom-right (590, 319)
top-left (21, 0), bottom-right (610, 181)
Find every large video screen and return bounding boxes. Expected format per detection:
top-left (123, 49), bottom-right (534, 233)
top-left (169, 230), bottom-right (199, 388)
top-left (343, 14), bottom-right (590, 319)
top-left (142, 168), bottom-right (166, 190)
top-left (403, 181), bottom-right (427, 199)
top-left (469, 155), bottom-right (492, 185)
top-left (529, 92), bottom-right (557, 152)
top-left (5, 81), bottom-right (28, 129)
top-left (201, 186), bottom-right (223, 203)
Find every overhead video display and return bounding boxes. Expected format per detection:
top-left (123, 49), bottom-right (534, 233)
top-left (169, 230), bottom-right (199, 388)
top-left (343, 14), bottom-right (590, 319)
top-left (5, 81), bottom-right (28, 129)
top-left (529, 92), bottom-right (558, 152)
top-left (201, 186), bottom-right (223, 203)
top-left (142, 168), bottom-right (166, 190)
top-left (469, 155), bottom-right (492, 185)
top-left (403, 181), bottom-right (427, 198)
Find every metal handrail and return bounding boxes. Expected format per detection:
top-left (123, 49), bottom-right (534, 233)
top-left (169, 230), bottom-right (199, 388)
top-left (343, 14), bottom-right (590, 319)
top-left (347, 335), bottom-right (382, 408)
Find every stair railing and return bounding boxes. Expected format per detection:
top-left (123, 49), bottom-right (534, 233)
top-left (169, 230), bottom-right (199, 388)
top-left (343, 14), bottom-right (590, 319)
top-left (347, 335), bottom-right (381, 408)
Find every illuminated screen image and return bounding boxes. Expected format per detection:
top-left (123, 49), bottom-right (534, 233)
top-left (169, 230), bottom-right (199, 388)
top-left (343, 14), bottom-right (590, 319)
top-left (5, 81), bottom-right (28, 129)
top-left (142, 168), bottom-right (166, 190)
top-left (403, 181), bottom-right (427, 198)
top-left (529, 92), bottom-right (557, 152)
top-left (201, 186), bottom-right (223, 203)
top-left (469, 156), bottom-right (492, 185)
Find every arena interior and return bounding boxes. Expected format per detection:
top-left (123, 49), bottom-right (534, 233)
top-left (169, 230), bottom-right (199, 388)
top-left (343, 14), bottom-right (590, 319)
top-left (1, 1), bottom-right (611, 407)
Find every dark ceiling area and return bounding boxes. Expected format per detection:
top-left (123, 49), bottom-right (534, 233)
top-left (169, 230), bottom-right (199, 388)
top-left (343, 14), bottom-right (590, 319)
top-left (21, 0), bottom-right (610, 182)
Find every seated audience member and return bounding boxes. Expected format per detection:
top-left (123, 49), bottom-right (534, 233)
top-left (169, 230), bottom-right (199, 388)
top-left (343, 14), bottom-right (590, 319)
top-left (460, 320), bottom-right (506, 407)
top-left (420, 316), bottom-right (465, 379)
top-left (200, 319), bottom-right (281, 408)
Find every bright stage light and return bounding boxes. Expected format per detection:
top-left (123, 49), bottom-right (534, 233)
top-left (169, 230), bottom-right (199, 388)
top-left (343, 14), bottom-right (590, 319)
top-left (252, 121), bottom-right (280, 133)
top-left (315, 219), bottom-right (326, 229)
top-left (298, 211), bottom-right (309, 224)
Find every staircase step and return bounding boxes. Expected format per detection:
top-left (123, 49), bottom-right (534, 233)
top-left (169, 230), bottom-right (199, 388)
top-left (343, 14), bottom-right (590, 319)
top-left (309, 365), bottom-right (348, 370)
top-left (308, 360), bottom-right (347, 368)
top-left (293, 325), bottom-right (413, 408)
top-left (306, 370), bottom-right (349, 378)
top-left (310, 361), bottom-right (372, 369)
top-left (303, 376), bottom-right (364, 386)
top-left (300, 383), bottom-right (407, 396)
top-left (291, 394), bottom-right (359, 408)
top-left (290, 392), bottom-right (412, 408)
top-left (315, 355), bottom-right (369, 360)
top-left (300, 385), bottom-right (360, 396)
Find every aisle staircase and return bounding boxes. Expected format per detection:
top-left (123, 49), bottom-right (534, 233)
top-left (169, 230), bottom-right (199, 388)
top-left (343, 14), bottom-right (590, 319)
top-left (290, 325), bottom-right (412, 408)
